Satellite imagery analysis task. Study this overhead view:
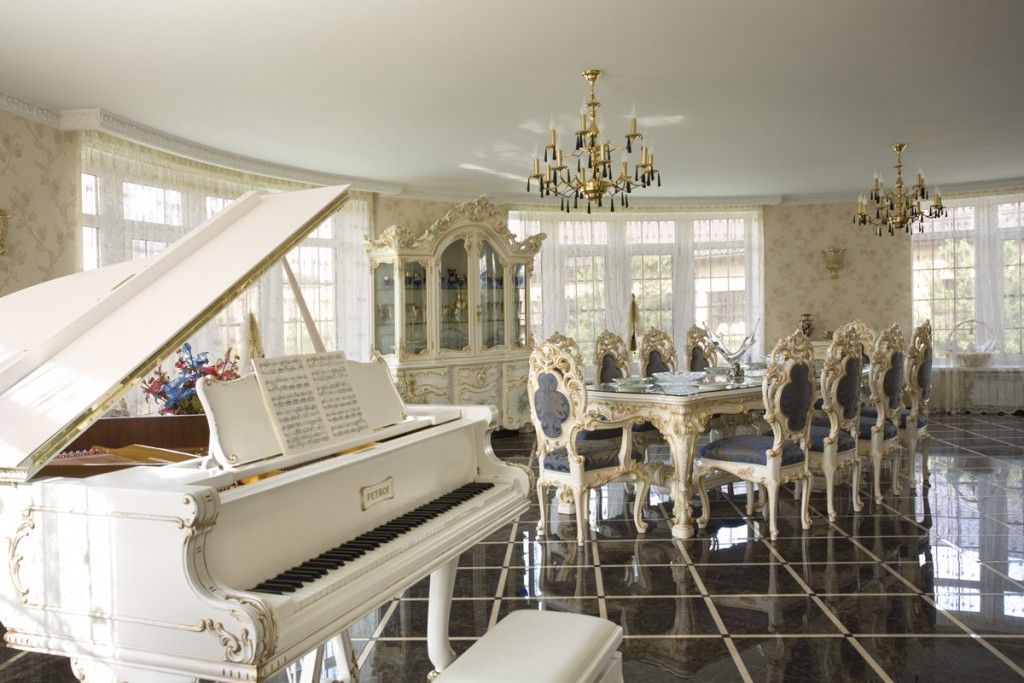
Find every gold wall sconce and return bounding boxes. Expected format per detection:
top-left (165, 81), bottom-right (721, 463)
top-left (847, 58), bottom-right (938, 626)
top-left (0, 209), bottom-right (13, 256)
top-left (822, 246), bottom-right (846, 279)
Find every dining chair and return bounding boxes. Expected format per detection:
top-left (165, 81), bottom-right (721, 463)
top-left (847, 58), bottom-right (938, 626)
top-left (859, 324), bottom-right (906, 503)
top-left (639, 327), bottom-right (677, 376)
top-left (593, 329), bottom-right (631, 383)
top-left (530, 332), bottom-right (652, 546)
top-left (591, 329), bottom-right (664, 456)
top-left (695, 329), bottom-right (814, 540)
top-left (861, 319), bottom-right (933, 483)
top-left (805, 322), bottom-right (864, 521)
top-left (684, 324), bottom-right (719, 371)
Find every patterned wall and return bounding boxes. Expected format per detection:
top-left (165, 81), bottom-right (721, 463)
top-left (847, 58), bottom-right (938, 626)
top-left (0, 109), bottom-right (80, 297)
top-left (373, 196), bottom-right (458, 236)
top-left (762, 202), bottom-right (912, 346)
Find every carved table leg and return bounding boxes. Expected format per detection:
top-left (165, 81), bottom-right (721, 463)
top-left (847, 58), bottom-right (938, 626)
top-left (427, 556), bottom-right (459, 677)
top-left (667, 429), bottom-right (699, 539)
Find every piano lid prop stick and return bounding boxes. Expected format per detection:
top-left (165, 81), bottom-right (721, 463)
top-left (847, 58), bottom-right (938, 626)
top-left (282, 258), bottom-right (326, 354)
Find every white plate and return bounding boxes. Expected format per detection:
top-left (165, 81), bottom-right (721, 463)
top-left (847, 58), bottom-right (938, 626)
top-left (652, 371), bottom-right (705, 384)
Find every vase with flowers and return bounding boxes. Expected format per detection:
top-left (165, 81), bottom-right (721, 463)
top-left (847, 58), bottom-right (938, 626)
top-left (141, 344), bottom-right (240, 415)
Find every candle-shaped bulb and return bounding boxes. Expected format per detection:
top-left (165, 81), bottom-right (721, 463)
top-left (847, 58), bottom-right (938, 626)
top-left (579, 103), bottom-right (586, 131)
top-left (597, 116), bottom-right (606, 136)
top-left (548, 115), bottom-right (557, 146)
top-left (629, 104), bottom-right (638, 135)
top-left (532, 143), bottom-right (540, 175)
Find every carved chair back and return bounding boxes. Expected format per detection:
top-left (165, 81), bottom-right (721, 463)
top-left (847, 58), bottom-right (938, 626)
top-left (528, 333), bottom-right (588, 457)
top-left (763, 330), bottom-right (816, 454)
top-left (639, 328), bottom-right (677, 376)
top-left (867, 324), bottom-right (906, 427)
top-left (906, 319), bottom-right (933, 415)
top-left (819, 322), bottom-right (865, 439)
top-left (684, 325), bottom-right (719, 371)
top-left (593, 329), bottom-right (631, 384)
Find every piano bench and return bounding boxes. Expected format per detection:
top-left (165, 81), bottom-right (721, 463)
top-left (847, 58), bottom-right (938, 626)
top-left (435, 609), bottom-right (623, 683)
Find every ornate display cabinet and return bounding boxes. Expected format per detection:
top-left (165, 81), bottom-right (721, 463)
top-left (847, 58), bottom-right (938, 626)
top-left (366, 197), bottom-right (545, 429)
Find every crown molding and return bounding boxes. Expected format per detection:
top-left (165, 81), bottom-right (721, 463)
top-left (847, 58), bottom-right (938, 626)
top-left (0, 91), bottom-right (59, 126)
top-left (57, 108), bottom-right (403, 194)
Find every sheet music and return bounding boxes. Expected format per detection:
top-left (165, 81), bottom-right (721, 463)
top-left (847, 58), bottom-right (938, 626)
top-left (307, 353), bottom-right (369, 438)
top-left (252, 352), bottom-right (405, 457)
top-left (252, 356), bottom-right (330, 452)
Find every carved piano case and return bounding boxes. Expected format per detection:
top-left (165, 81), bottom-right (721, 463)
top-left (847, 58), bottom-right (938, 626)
top-left (366, 197), bottom-right (544, 429)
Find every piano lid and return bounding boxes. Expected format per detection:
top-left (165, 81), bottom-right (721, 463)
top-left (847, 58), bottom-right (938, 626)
top-left (0, 184), bottom-right (350, 483)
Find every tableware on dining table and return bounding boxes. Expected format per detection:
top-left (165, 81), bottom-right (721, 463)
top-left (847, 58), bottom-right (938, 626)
top-left (610, 377), bottom-right (653, 391)
top-left (652, 371), bottom-right (706, 385)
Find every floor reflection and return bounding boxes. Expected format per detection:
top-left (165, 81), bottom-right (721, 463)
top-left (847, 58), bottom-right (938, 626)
top-left (0, 414), bottom-right (1021, 681)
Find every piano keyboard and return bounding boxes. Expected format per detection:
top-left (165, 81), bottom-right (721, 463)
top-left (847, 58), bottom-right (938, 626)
top-left (251, 482), bottom-right (495, 595)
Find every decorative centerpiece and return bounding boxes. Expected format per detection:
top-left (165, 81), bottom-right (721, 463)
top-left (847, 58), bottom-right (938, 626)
top-left (799, 313), bottom-right (814, 338)
top-left (142, 344), bottom-right (240, 415)
top-left (706, 324), bottom-right (758, 381)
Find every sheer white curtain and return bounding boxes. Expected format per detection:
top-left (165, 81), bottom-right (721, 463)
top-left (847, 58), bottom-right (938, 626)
top-left (509, 209), bottom-right (764, 365)
top-left (81, 133), bottom-right (373, 413)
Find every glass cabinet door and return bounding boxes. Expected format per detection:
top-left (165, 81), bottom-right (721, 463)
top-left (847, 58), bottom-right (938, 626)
top-left (403, 261), bottom-right (428, 355)
top-left (373, 262), bottom-right (395, 354)
top-left (479, 241), bottom-right (505, 349)
top-left (511, 263), bottom-right (527, 348)
top-left (438, 239), bottom-right (470, 351)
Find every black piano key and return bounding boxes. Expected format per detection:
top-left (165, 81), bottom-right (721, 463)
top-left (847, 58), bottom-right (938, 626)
top-left (248, 482), bottom-right (498, 593)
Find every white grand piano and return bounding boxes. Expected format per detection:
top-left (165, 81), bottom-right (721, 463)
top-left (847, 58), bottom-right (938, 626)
top-left (0, 185), bottom-right (530, 681)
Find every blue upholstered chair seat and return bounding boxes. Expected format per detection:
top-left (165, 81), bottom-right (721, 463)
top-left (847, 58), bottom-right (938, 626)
top-left (860, 406), bottom-right (928, 428)
top-left (543, 435), bottom-right (639, 473)
top-left (812, 416), bottom-right (897, 440)
top-left (699, 435), bottom-right (805, 467)
top-left (808, 425), bottom-right (857, 452)
top-left (577, 421), bottom-right (658, 441)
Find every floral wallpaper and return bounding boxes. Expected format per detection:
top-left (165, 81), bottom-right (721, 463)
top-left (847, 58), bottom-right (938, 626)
top-left (762, 203), bottom-right (912, 346)
top-left (0, 109), bottom-right (80, 297)
top-left (373, 196), bottom-right (458, 236)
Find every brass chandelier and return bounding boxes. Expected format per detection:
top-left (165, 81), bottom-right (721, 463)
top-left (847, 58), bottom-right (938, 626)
top-left (854, 143), bottom-right (947, 236)
top-left (527, 69), bottom-right (660, 213)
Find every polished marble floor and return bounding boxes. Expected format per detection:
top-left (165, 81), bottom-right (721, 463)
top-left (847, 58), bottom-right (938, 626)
top-left (1, 414), bottom-right (1022, 681)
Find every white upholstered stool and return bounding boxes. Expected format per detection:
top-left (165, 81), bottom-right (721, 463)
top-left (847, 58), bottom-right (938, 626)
top-left (435, 610), bottom-right (623, 683)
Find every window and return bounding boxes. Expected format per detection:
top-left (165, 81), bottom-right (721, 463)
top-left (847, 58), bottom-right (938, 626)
top-left (911, 193), bottom-right (1024, 362)
top-left (123, 181), bottom-right (183, 225)
top-left (510, 209), bottom-right (763, 365)
top-left (81, 136), bottom-right (372, 413)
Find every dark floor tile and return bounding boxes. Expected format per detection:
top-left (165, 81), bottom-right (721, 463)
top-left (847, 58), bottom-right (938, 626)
top-left (357, 639), bottom-right (475, 682)
top-left (508, 538), bottom-right (594, 567)
top-left (602, 565), bottom-right (701, 598)
top-left (379, 599), bottom-right (492, 638)
top-left (855, 635), bottom-right (1024, 682)
top-left (606, 597), bottom-right (718, 636)
top-left (694, 562), bottom-right (809, 595)
top-left (593, 539), bottom-right (683, 566)
top-left (713, 596), bottom-right (841, 635)
top-left (620, 636), bottom-right (739, 681)
top-left (503, 564), bottom-right (597, 598)
top-left (735, 636), bottom-right (884, 682)
top-left (495, 597), bottom-right (600, 620)
top-left (835, 594), bottom-right (970, 635)
top-left (404, 568), bottom-right (501, 599)
top-left (0, 652), bottom-right (77, 683)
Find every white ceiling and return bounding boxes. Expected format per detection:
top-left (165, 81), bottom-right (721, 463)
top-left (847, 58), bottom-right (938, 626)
top-left (2, 0), bottom-right (1023, 200)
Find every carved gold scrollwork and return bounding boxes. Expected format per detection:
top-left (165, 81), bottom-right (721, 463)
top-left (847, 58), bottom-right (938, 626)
top-left (639, 327), bottom-right (678, 374)
top-left (684, 325), bottom-right (720, 370)
top-left (593, 329), bottom-right (631, 380)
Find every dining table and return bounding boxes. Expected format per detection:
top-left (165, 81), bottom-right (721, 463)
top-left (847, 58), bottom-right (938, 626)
top-left (587, 373), bottom-right (767, 539)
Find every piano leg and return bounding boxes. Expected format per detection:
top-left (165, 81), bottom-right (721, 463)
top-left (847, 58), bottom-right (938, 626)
top-left (330, 630), bottom-right (360, 682)
top-left (71, 658), bottom-right (198, 683)
top-left (426, 556), bottom-right (459, 677)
